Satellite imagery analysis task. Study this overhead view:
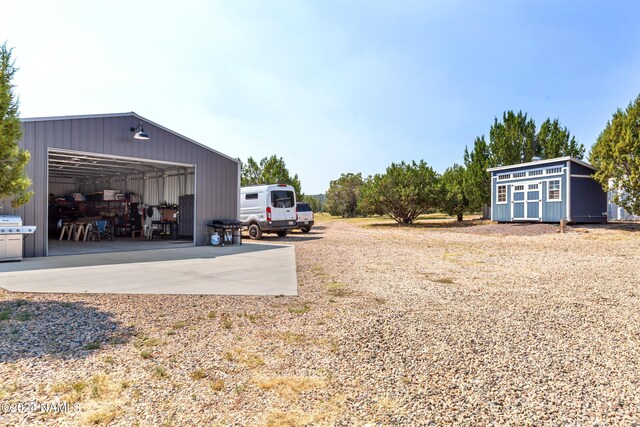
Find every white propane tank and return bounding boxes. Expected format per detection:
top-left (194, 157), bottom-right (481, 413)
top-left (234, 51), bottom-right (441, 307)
top-left (210, 232), bottom-right (220, 246)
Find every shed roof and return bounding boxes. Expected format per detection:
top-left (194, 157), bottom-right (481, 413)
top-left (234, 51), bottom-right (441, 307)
top-left (486, 156), bottom-right (596, 173)
top-left (21, 112), bottom-right (240, 164)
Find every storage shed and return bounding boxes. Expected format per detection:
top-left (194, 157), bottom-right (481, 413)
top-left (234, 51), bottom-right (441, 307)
top-left (1, 112), bottom-right (240, 258)
top-left (487, 157), bottom-right (607, 223)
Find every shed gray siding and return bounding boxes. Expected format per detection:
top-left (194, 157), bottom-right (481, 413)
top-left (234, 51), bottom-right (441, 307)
top-left (570, 162), bottom-right (595, 176)
top-left (540, 176), bottom-right (566, 222)
top-left (2, 113), bottom-right (239, 257)
top-left (491, 160), bottom-right (568, 222)
top-left (489, 157), bottom-right (607, 224)
top-left (491, 177), bottom-right (511, 221)
top-left (570, 177), bottom-right (607, 223)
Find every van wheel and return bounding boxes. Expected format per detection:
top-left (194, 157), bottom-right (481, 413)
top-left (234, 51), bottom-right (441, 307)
top-left (276, 230), bottom-right (288, 238)
top-left (301, 227), bottom-right (311, 233)
top-left (248, 224), bottom-right (262, 240)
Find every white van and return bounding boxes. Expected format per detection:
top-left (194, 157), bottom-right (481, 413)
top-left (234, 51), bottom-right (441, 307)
top-left (240, 184), bottom-right (297, 239)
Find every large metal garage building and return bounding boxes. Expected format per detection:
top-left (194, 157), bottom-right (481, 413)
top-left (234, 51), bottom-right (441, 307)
top-left (3, 112), bottom-right (240, 258)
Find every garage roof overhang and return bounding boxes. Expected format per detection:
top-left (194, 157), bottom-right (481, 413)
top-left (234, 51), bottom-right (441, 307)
top-left (48, 148), bottom-right (194, 182)
top-left (23, 111), bottom-right (240, 165)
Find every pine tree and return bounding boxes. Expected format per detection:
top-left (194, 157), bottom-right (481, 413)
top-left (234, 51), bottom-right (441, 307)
top-left (536, 118), bottom-right (584, 159)
top-left (0, 42), bottom-right (33, 208)
top-left (359, 160), bottom-right (439, 224)
top-left (589, 94), bottom-right (640, 215)
top-left (440, 164), bottom-right (468, 221)
top-left (489, 111), bottom-right (537, 166)
top-left (463, 136), bottom-right (491, 212)
top-left (325, 173), bottom-right (364, 217)
top-left (239, 155), bottom-right (302, 199)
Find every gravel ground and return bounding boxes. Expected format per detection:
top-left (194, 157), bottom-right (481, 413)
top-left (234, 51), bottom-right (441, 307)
top-left (1, 217), bottom-right (639, 426)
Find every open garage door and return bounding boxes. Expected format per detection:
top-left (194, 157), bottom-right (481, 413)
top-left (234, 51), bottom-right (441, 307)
top-left (47, 149), bottom-right (196, 256)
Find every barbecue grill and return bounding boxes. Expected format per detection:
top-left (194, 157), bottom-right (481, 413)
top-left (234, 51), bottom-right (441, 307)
top-left (0, 215), bottom-right (37, 261)
top-left (207, 219), bottom-right (242, 246)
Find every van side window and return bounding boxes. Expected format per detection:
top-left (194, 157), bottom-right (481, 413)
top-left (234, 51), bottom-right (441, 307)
top-left (245, 193), bottom-right (258, 200)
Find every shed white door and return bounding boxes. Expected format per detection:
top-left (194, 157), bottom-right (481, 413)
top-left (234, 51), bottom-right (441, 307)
top-left (525, 183), bottom-right (541, 220)
top-left (511, 181), bottom-right (541, 221)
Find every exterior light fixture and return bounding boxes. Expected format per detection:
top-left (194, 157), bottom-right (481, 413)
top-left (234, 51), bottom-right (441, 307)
top-left (130, 121), bottom-right (150, 140)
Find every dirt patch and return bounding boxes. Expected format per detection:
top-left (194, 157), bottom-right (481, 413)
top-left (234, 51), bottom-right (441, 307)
top-left (457, 222), bottom-right (559, 236)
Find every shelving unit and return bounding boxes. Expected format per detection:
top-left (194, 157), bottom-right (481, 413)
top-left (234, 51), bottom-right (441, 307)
top-left (51, 198), bottom-right (192, 239)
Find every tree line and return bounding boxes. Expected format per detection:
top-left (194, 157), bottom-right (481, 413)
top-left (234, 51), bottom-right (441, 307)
top-left (324, 112), bottom-right (586, 223)
top-left (2, 39), bottom-right (639, 219)
top-left (202, 99), bottom-right (640, 224)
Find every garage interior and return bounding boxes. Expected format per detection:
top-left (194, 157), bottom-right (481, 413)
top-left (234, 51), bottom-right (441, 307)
top-left (47, 148), bottom-right (196, 256)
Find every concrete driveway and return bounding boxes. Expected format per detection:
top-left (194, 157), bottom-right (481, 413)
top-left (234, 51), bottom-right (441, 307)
top-left (0, 244), bottom-right (297, 296)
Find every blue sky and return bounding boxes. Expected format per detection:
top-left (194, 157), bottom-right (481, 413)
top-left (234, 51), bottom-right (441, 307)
top-left (2, 1), bottom-right (639, 193)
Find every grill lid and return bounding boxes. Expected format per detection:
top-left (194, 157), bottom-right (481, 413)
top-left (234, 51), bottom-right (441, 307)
top-left (0, 215), bottom-right (23, 227)
top-left (209, 219), bottom-right (242, 226)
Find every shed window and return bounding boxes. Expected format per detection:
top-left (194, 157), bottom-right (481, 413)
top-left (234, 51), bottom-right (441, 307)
top-left (514, 185), bottom-right (524, 191)
top-left (245, 193), bottom-right (258, 200)
top-left (528, 184), bottom-right (539, 190)
top-left (497, 185), bottom-right (507, 203)
top-left (546, 167), bottom-right (562, 174)
top-left (498, 174), bottom-right (511, 180)
top-left (513, 172), bottom-right (526, 178)
top-left (548, 180), bottom-right (561, 201)
top-left (528, 170), bottom-right (543, 176)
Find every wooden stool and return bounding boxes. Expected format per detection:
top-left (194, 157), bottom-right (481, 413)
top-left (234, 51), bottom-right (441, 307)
top-left (74, 223), bottom-right (86, 241)
top-left (59, 223), bottom-right (70, 240)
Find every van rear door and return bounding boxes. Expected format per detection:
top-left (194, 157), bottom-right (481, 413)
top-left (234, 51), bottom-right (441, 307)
top-left (269, 190), bottom-right (296, 222)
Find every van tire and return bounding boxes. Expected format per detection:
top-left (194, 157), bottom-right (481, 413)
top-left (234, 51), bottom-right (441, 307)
top-left (276, 230), bottom-right (288, 238)
top-left (248, 224), bottom-right (262, 240)
top-left (301, 227), bottom-right (311, 233)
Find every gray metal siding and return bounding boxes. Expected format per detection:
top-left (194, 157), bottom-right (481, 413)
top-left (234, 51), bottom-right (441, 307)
top-left (2, 114), bottom-right (239, 257)
top-left (570, 177), bottom-right (607, 223)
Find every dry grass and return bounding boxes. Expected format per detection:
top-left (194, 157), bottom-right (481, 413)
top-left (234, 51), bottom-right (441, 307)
top-left (83, 405), bottom-right (121, 426)
top-left (256, 376), bottom-right (326, 400)
top-left (287, 304), bottom-right (311, 314)
top-left (326, 282), bottom-right (351, 297)
top-left (189, 369), bottom-right (207, 380)
top-left (51, 374), bottom-right (115, 405)
top-left (264, 411), bottom-right (312, 427)
top-left (210, 378), bottom-right (225, 391)
top-left (224, 348), bottom-right (265, 368)
top-left (279, 332), bottom-right (308, 344)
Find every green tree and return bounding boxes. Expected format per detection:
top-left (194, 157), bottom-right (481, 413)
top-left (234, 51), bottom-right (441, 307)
top-left (240, 155), bottom-right (302, 199)
top-left (301, 195), bottom-right (322, 213)
top-left (240, 157), bottom-right (261, 186)
top-left (589, 93), bottom-right (640, 215)
top-left (359, 160), bottom-right (439, 224)
top-left (489, 111), bottom-right (537, 166)
top-left (463, 136), bottom-right (491, 213)
top-left (440, 164), bottom-right (468, 221)
top-left (537, 118), bottom-right (584, 159)
top-left (325, 173), bottom-right (364, 217)
top-left (0, 42), bottom-right (32, 208)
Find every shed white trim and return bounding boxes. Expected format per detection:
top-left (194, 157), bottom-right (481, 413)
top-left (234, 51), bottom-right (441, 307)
top-left (487, 156), bottom-right (596, 172)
